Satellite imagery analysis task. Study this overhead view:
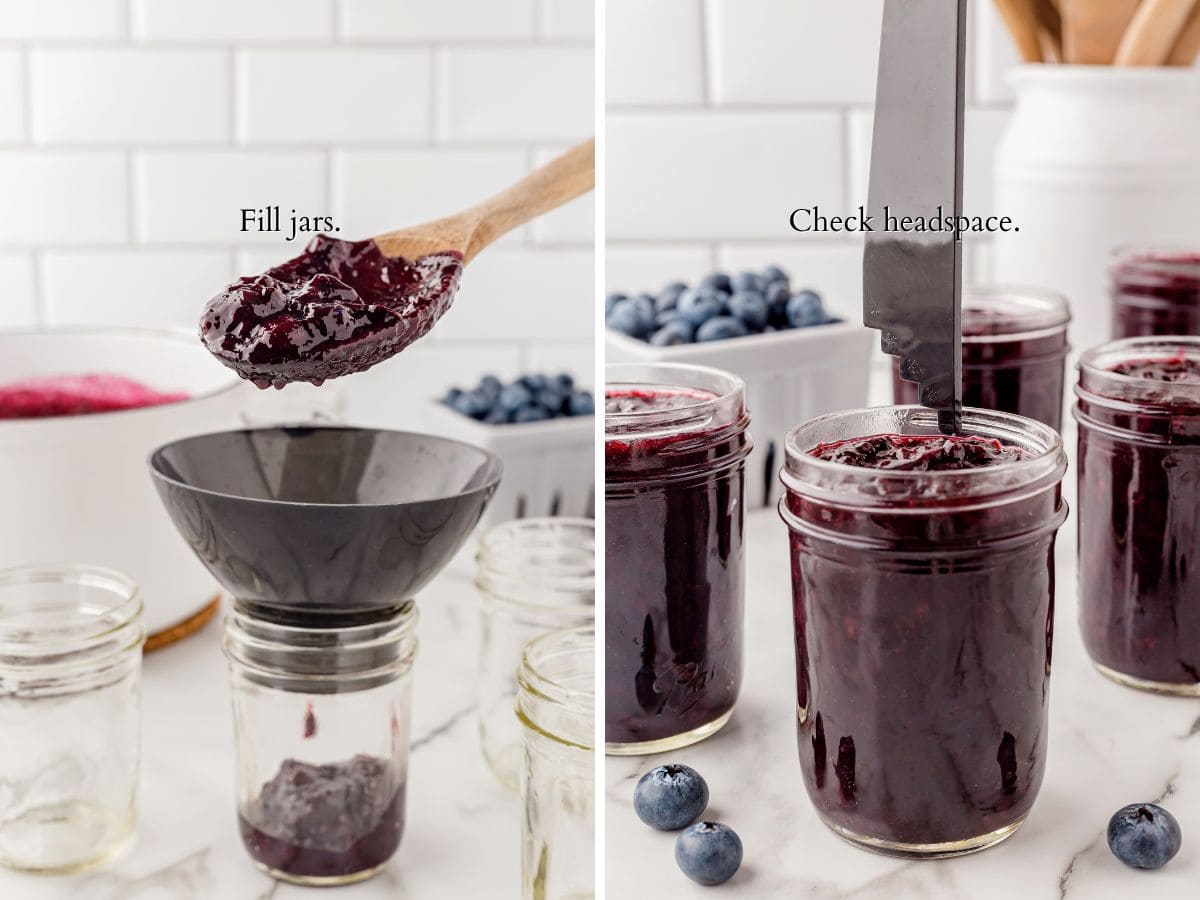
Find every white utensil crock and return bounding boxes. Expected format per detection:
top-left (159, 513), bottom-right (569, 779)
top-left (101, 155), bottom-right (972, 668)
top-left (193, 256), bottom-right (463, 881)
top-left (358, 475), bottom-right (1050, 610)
top-left (993, 65), bottom-right (1200, 355)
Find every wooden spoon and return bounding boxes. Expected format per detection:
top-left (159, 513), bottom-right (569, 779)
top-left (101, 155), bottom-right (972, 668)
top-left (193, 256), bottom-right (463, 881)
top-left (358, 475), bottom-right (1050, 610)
top-left (1167, 1), bottom-right (1200, 62)
top-left (375, 138), bottom-right (594, 263)
top-left (1116, 0), bottom-right (1197, 65)
top-left (1061, 0), bottom-right (1142, 64)
top-left (1034, 0), bottom-right (1064, 61)
top-left (200, 139), bottom-right (595, 387)
top-left (996, 0), bottom-right (1045, 62)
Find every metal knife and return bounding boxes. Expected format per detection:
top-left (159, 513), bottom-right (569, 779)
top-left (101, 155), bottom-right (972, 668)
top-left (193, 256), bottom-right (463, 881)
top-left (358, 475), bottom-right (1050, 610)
top-left (863, 0), bottom-right (968, 435)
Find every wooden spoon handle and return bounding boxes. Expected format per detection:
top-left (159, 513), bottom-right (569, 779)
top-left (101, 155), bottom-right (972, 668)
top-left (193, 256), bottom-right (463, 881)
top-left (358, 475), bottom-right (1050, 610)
top-left (458, 137), bottom-right (594, 263)
top-left (1116, 0), bottom-right (1197, 65)
top-left (996, 0), bottom-right (1045, 62)
top-left (1168, 1), bottom-right (1200, 62)
top-left (1061, 0), bottom-right (1141, 64)
top-left (1034, 0), bottom-right (1064, 61)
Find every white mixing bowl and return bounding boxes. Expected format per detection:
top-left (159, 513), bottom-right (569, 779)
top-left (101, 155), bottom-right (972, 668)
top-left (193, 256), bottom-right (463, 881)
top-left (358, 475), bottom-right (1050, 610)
top-left (0, 328), bottom-right (246, 637)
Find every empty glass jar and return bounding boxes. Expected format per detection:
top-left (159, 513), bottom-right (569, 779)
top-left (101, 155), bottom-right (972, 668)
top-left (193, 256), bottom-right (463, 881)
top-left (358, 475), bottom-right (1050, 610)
top-left (476, 518), bottom-right (595, 790)
top-left (518, 625), bottom-right (594, 900)
top-left (224, 602), bottom-right (418, 886)
top-left (0, 565), bottom-right (145, 873)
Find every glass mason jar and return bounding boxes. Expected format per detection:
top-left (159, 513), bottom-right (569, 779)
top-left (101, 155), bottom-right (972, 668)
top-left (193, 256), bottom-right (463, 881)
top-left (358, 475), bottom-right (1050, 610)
top-left (892, 285), bottom-right (1071, 431)
top-left (604, 363), bottom-right (752, 754)
top-left (518, 625), bottom-right (594, 900)
top-left (0, 565), bottom-right (145, 873)
top-left (476, 518), bottom-right (595, 790)
top-left (223, 602), bottom-right (418, 886)
top-left (780, 407), bottom-right (1068, 858)
top-left (1111, 246), bottom-right (1200, 339)
top-left (1075, 337), bottom-right (1200, 693)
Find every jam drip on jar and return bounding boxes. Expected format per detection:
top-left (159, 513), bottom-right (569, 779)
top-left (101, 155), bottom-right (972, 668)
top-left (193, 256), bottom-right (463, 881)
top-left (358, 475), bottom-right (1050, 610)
top-left (810, 433), bottom-right (1027, 471)
top-left (200, 235), bottom-right (462, 388)
top-left (237, 754), bottom-right (405, 880)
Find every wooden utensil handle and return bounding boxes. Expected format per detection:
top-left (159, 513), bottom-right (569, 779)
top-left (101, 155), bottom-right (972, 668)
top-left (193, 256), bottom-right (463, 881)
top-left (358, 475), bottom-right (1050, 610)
top-left (996, 0), bottom-right (1046, 62)
top-left (1168, 2), bottom-right (1200, 62)
top-left (1116, 0), bottom-right (1197, 65)
top-left (461, 138), bottom-right (594, 263)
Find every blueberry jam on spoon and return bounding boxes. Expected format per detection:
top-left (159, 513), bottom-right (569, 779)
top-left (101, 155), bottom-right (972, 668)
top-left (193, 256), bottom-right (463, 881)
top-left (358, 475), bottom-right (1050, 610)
top-left (200, 235), bottom-right (462, 389)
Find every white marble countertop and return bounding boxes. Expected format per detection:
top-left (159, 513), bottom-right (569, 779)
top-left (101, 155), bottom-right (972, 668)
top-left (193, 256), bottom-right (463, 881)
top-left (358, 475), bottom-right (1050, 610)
top-left (606, 425), bottom-right (1200, 898)
top-left (0, 550), bottom-right (523, 900)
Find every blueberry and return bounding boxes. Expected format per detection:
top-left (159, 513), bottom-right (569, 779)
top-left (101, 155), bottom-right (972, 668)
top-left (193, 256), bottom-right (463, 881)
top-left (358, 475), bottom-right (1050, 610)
top-left (566, 390), bottom-right (594, 416)
top-left (700, 272), bottom-right (733, 294)
top-left (605, 292), bottom-right (626, 316)
top-left (478, 374), bottom-right (503, 399)
top-left (554, 372), bottom-right (574, 392)
top-left (1108, 803), bottom-right (1182, 869)
top-left (441, 386), bottom-right (464, 405)
top-left (482, 406), bottom-right (508, 424)
top-left (677, 290), bottom-right (724, 328)
top-left (513, 404), bottom-right (552, 424)
top-left (786, 289), bottom-right (826, 328)
top-left (498, 382), bottom-right (533, 414)
top-left (657, 281), bottom-right (688, 311)
top-left (607, 298), bottom-right (655, 339)
top-left (655, 309), bottom-right (681, 329)
top-left (521, 373), bottom-right (549, 392)
top-left (450, 389), bottom-right (491, 420)
top-left (762, 264), bottom-right (789, 286)
top-left (696, 316), bottom-right (749, 342)
top-left (727, 291), bottom-right (768, 330)
top-left (534, 387), bottom-right (565, 414)
top-left (675, 822), bottom-right (742, 886)
top-left (731, 271), bottom-right (762, 294)
top-left (650, 320), bottom-right (694, 346)
top-left (633, 765), bottom-right (709, 831)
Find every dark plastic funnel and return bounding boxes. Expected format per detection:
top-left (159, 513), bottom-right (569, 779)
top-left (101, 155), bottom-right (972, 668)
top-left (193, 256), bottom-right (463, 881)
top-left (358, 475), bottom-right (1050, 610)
top-left (149, 427), bottom-right (501, 623)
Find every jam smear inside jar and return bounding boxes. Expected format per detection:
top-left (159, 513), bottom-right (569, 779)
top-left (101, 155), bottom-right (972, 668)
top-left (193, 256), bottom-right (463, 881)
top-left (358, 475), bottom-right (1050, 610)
top-left (0, 373), bottom-right (187, 419)
top-left (892, 286), bottom-right (1070, 431)
top-left (1111, 247), bottom-right (1200, 340)
top-left (780, 406), bottom-right (1068, 856)
top-left (1075, 337), bottom-right (1200, 693)
top-left (604, 364), bottom-right (751, 754)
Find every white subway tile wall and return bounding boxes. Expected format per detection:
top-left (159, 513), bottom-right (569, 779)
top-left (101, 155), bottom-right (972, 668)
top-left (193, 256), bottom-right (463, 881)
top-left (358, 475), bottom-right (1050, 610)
top-left (0, 0), bottom-right (595, 423)
top-left (605, 0), bottom-right (1017, 321)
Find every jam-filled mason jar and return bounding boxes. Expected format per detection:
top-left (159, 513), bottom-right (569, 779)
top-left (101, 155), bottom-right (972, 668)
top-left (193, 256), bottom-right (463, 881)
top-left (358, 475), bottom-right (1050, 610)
top-left (780, 406), bottom-right (1068, 857)
top-left (605, 363), bottom-right (751, 754)
top-left (224, 603), bottom-right (417, 886)
top-left (1076, 336), bottom-right (1200, 693)
top-left (892, 285), bottom-right (1071, 431)
top-left (1111, 246), bottom-right (1200, 339)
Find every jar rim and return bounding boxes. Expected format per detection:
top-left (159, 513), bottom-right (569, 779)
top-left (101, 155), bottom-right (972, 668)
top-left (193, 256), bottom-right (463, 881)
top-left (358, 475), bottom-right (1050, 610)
top-left (961, 284), bottom-right (1071, 340)
top-left (0, 564), bottom-right (145, 662)
top-left (517, 625), bottom-right (594, 750)
top-left (1078, 336), bottom-right (1200, 407)
top-left (605, 362), bottom-right (745, 442)
top-left (1110, 244), bottom-right (1200, 287)
top-left (477, 517), bottom-right (595, 617)
top-left (782, 406), bottom-right (1066, 509)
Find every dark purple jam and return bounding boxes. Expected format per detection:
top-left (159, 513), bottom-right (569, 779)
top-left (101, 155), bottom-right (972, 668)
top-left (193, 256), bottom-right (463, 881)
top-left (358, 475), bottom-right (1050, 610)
top-left (605, 386), bottom-right (748, 747)
top-left (200, 235), bottom-right (462, 388)
top-left (892, 304), bottom-right (1068, 431)
top-left (237, 755), bottom-right (405, 880)
top-left (786, 431), bottom-right (1063, 848)
top-left (1077, 353), bottom-right (1200, 688)
top-left (811, 434), bottom-right (1027, 470)
top-left (1112, 250), bottom-right (1200, 339)
top-left (0, 374), bottom-right (186, 419)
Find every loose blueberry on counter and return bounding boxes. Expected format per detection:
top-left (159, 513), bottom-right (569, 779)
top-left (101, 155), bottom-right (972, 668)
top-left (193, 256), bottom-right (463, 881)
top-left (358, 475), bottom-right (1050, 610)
top-left (728, 291), bottom-right (768, 330)
top-left (786, 289), bottom-right (826, 328)
top-left (633, 765), bottom-right (710, 831)
top-left (675, 822), bottom-right (743, 886)
top-left (1107, 803), bottom-right (1182, 869)
top-left (697, 316), bottom-right (749, 342)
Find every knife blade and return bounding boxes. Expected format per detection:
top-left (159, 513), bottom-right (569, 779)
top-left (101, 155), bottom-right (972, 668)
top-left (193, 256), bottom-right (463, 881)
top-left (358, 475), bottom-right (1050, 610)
top-left (863, 0), bottom-right (968, 435)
